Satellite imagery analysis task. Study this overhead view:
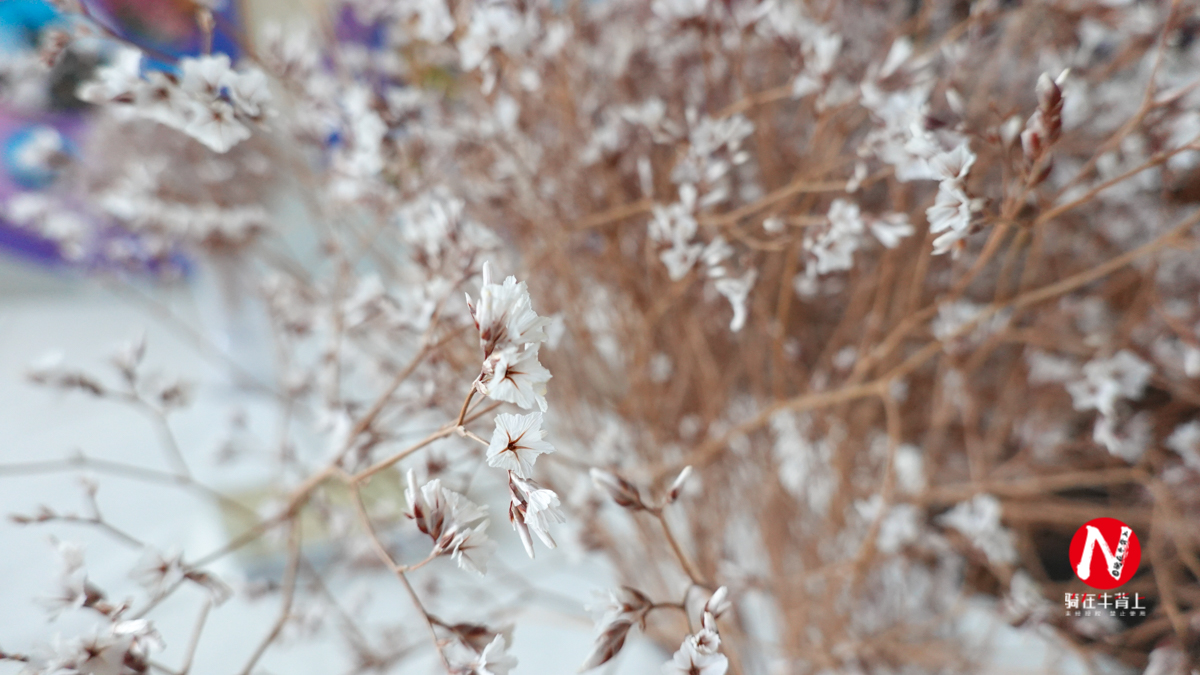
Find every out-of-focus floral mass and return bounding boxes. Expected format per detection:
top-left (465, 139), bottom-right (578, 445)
top-left (2, 0), bottom-right (1200, 673)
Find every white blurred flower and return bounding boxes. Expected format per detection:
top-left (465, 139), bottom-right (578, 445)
top-left (131, 548), bottom-right (185, 598)
top-left (869, 212), bottom-right (914, 248)
top-left (714, 270), bottom-right (757, 332)
top-left (939, 494), bottom-right (1017, 565)
top-left (226, 67), bottom-right (272, 118)
top-left (136, 71), bottom-right (193, 130)
top-left (1067, 350), bottom-right (1152, 417)
top-left (663, 629), bottom-right (728, 675)
top-left (77, 48), bottom-right (142, 102)
top-left (450, 521), bottom-right (497, 575)
top-left (929, 142), bottom-right (976, 181)
top-left (927, 180), bottom-right (972, 255)
top-left (184, 100), bottom-right (251, 153)
top-left (447, 633), bottom-right (518, 675)
top-left (807, 199), bottom-right (865, 274)
top-left (179, 53), bottom-right (232, 99)
top-left (1093, 412), bottom-right (1151, 464)
top-left (653, 0), bottom-right (708, 20)
top-left (1166, 421), bottom-right (1200, 470)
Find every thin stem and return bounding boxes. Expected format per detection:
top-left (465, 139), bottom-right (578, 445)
top-left (397, 572), bottom-right (453, 674)
top-left (456, 426), bottom-right (489, 447)
top-left (652, 509), bottom-right (705, 586)
top-left (237, 521), bottom-right (301, 675)
top-left (140, 402), bottom-right (192, 479)
top-left (335, 342), bottom-right (433, 464)
top-left (179, 600), bottom-right (211, 675)
top-left (667, 204), bottom-right (1200, 479)
top-left (349, 486), bottom-right (439, 576)
top-left (455, 388), bottom-right (476, 427)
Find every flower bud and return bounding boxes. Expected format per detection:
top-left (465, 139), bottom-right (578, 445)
top-left (589, 468), bottom-right (644, 510)
top-left (1035, 73), bottom-right (1061, 114)
top-left (704, 586), bottom-right (731, 619)
top-left (579, 619), bottom-right (633, 672)
top-left (665, 465), bottom-right (693, 503)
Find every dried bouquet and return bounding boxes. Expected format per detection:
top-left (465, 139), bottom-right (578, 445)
top-left (3, 0), bottom-right (1200, 673)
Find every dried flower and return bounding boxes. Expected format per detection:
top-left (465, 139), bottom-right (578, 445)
top-left (477, 345), bottom-right (552, 412)
top-left (447, 633), bottom-right (519, 675)
top-left (467, 262), bottom-right (553, 358)
top-left (590, 468), bottom-right (645, 510)
top-left (939, 494), bottom-right (1017, 565)
top-left (508, 473), bottom-right (564, 557)
top-left (580, 619), bottom-right (634, 672)
top-left (665, 465), bottom-right (693, 503)
top-left (663, 629), bottom-right (728, 675)
top-left (487, 412), bottom-right (556, 478)
top-left (405, 471), bottom-right (496, 575)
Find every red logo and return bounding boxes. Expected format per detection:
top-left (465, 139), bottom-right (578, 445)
top-left (1069, 517), bottom-right (1141, 590)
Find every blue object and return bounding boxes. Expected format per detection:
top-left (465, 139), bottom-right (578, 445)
top-left (0, 0), bottom-right (61, 53)
top-left (3, 124), bottom-right (73, 189)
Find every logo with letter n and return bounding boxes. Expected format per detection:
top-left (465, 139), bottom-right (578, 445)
top-left (1069, 517), bottom-right (1141, 590)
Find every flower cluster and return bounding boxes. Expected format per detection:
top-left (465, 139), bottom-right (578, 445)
top-left (1066, 350), bottom-right (1154, 463)
top-left (405, 470), bottom-right (496, 575)
top-left (467, 263), bottom-right (553, 412)
top-left (78, 50), bottom-right (271, 153)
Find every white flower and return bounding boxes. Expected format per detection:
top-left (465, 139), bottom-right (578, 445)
top-left (179, 53), bottom-right (232, 99)
top-left (926, 180), bottom-right (972, 255)
top-left (478, 345), bottom-right (552, 412)
top-left (226, 67), bottom-right (272, 118)
top-left (713, 270), bottom-right (757, 332)
top-left (807, 199), bottom-right (865, 274)
top-left (48, 632), bottom-right (132, 675)
top-left (663, 629), bottom-right (728, 675)
top-left (1066, 350), bottom-right (1152, 417)
top-left (131, 548), bottom-right (185, 598)
top-left (77, 48), bottom-right (142, 103)
top-left (651, 195), bottom-right (704, 281)
top-left (135, 71), bottom-right (192, 130)
top-left (660, 241), bottom-right (705, 281)
top-left (1167, 421), bottom-right (1200, 470)
top-left (869, 212), bottom-right (914, 248)
top-left (467, 262), bottom-right (552, 358)
top-left (450, 521), bottom-right (497, 575)
top-left (447, 634), bottom-right (518, 675)
top-left (653, 0), bottom-right (708, 20)
top-left (38, 568), bottom-right (90, 619)
top-left (1093, 412), bottom-right (1151, 464)
top-left (703, 587), bottom-right (731, 619)
top-left (488, 412), bottom-right (555, 477)
top-left (508, 474), bottom-right (564, 556)
top-left (939, 494), bottom-right (1017, 565)
top-left (184, 100), bottom-right (251, 153)
top-left (404, 471), bottom-right (494, 574)
top-left (929, 142), bottom-right (976, 181)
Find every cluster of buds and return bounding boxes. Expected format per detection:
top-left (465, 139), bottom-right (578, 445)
top-left (1021, 71), bottom-right (1067, 183)
top-left (664, 588), bottom-right (732, 675)
top-left (579, 586), bottom-right (653, 671)
top-left (506, 472), bottom-right (564, 558)
top-left (404, 470), bottom-right (495, 575)
top-left (589, 465), bottom-right (693, 511)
